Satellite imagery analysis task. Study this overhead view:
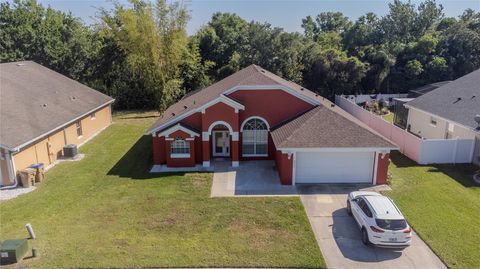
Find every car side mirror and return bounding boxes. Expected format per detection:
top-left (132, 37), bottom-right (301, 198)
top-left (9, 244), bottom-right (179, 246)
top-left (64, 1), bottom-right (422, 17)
top-left (351, 198), bottom-right (358, 203)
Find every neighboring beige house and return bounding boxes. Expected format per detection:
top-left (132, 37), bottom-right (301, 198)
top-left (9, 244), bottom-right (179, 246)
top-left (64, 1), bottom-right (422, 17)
top-left (0, 61), bottom-right (114, 186)
top-left (404, 69), bottom-right (480, 165)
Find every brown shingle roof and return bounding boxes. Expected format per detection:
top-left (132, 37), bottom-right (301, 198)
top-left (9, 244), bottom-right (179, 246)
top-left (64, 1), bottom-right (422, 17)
top-left (148, 64), bottom-right (396, 149)
top-left (271, 106), bottom-right (396, 149)
top-left (148, 64), bottom-right (319, 133)
top-left (0, 61), bottom-right (114, 150)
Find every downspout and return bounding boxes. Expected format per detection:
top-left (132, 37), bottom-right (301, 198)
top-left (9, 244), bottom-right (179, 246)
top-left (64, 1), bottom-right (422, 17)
top-left (0, 149), bottom-right (20, 190)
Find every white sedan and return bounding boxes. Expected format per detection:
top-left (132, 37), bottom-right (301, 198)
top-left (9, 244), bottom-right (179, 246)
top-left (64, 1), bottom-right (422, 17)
top-left (347, 191), bottom-right (412, 248)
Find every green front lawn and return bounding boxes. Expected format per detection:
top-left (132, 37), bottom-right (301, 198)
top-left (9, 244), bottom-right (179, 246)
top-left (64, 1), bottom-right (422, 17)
top-left (386, 152), bottom-right (480, 269)
top-left (0, 111), bottom-right (325, 268)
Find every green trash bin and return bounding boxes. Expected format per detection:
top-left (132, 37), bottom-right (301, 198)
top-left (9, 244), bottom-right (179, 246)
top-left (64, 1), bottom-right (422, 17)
top-left (0, 239), bottom-right (28, 264)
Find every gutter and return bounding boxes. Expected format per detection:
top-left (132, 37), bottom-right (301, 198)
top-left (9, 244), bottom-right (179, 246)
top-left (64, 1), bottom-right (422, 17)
top-left (9, 99), bottom-right (115, 152)
top-left (404, 104), bottom-right (480, 133)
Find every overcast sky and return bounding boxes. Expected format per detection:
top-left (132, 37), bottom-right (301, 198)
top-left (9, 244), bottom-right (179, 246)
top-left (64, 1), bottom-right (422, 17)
top-left (36, 0), bottom-right (480, 35)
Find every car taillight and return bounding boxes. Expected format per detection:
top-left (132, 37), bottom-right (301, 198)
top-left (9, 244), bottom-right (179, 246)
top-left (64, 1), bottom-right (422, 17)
top-left (370, 226), bottom-right (384, 233)
top-left (403, 227), bottom-right (412, 233)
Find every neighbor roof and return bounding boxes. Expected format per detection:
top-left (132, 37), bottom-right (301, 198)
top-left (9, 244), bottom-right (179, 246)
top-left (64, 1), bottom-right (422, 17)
top-left (0, 61), bottom-right (114, 150)
top-left (406, 69), bottom-right (480, 130)
top-left (271, 106), bottom-right (396, 149)
top-left (409, 81), bottom-right (451, 96)
top-left (148, 64), bottom-right (321, 133)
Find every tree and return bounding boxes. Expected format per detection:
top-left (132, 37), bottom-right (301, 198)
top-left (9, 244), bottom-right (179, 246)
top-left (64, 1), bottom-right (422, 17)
top-left (0, 0), bottom-right (99, 81)
top-left (99, 0), bottom-right (190, 111)
top-left (303, 45), bottom-right (367, 98)
top-left (197, 12), bottom-right (249, 80)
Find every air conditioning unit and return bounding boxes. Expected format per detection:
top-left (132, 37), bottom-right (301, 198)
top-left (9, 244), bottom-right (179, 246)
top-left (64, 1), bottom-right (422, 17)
top-left (63, 144), bottom-right (78, 158)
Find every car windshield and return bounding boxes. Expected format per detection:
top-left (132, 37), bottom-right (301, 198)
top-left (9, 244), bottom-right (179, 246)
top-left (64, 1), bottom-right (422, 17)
top-left (375, 219), bottom-right (407, 230)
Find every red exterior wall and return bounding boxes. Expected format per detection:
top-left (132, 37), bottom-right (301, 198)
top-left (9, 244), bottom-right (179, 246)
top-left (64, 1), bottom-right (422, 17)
top-left (152, 136), bottom-right (166, 164)
top-left (375, 153), bottom-right (390, 185)
top-left (274, 150), bottom-right (293, 185)
top-left (180, 112), bottom-right (202, 130)
top-left (228, 90), bottom-right (313, 127)
top-left (202, 102), bottom-right (239, 132)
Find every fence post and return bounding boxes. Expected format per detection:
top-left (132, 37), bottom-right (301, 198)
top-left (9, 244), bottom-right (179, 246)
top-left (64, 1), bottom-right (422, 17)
top-left (452, 138), bottom-right (458, 164)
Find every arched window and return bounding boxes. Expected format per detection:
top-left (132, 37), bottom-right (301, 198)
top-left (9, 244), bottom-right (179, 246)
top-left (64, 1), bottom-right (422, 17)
top-left (242, 118), bottom-right (268, 156)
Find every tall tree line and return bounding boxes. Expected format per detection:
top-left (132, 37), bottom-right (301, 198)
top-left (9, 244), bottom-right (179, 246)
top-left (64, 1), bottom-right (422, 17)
top-left (1, 0), bottom-right (479, 110)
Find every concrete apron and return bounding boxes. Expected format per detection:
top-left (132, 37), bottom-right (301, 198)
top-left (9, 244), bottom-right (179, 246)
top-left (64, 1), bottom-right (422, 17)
top-left (299, 185), bottom-right (446, 269)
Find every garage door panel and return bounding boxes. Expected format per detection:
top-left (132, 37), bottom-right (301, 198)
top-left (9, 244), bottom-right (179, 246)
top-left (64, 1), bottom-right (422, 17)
top-left (296, 151), bottom-right (374, 183)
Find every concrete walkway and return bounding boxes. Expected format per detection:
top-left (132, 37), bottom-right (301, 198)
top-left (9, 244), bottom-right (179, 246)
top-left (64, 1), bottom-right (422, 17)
top-left (298, 184), bottom-right (446, 269)
top-left (210, 160), bottom-right (297, 197)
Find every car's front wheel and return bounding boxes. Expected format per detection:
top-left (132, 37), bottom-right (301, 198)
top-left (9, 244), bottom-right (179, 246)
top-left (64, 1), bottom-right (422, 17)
top-left (347, 201), bottom-right (352, 216)
top-left (361, 228), bottom-right (370, 245)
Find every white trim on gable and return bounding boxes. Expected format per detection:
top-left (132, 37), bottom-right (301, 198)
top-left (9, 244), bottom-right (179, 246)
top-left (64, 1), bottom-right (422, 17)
top-left (147, 83), bottom-right (320, 135)
top-left (240, 116), bottom-right (271, 131)
top-left (200, 95), bottom-right (244, 114)
top-left (207, 121), bottom-right (233, 134)
top-left (148, 95), bottom-right (244, 135)
top-left (158, 124), bottom-right (200, 138)
top-left (223, 85), bottom-right (320, 106)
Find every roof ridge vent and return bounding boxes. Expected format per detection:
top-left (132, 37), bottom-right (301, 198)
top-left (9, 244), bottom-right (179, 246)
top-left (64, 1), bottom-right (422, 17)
top-left (16, 63), bottom-right (25, 66)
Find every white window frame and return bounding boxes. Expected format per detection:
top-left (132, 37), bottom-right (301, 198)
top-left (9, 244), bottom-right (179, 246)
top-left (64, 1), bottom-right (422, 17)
top-left (171, 138), bottom-right (190, 158)
top-left (241, 117), bottom-right (269, 157)
top-left (90, 113), bottom-right (96, 120)
top-left (430, 116), bottom-right (437, 127)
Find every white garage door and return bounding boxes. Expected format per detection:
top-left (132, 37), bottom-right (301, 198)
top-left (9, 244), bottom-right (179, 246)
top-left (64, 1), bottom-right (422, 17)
top-left (295, 151), bottom-right (374, 184)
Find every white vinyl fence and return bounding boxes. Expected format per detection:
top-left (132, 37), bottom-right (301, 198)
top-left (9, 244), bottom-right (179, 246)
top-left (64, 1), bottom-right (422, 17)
top-left (343, 94), bottom-right (409, 104)
top-left (335, 95), bottom-right (475, 164)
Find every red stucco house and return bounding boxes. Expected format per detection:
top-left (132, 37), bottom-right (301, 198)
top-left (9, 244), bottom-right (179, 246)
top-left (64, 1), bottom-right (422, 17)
top-left (147, 65), bottom-right (396, 185)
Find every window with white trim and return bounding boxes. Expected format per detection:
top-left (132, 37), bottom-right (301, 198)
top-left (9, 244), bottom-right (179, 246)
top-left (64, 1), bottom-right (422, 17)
top-left (171, 138), bottom-right (190, 158)
top-left (242, 118), bottom-right (268, 156)
top-left (430, 116), bottom-right (437, 126)
top-left (90, 112), bottom-right (96, 120)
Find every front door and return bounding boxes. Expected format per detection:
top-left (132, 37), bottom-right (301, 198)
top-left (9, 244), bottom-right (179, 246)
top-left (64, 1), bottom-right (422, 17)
top-left (212, 131), bottom-right (230, 157)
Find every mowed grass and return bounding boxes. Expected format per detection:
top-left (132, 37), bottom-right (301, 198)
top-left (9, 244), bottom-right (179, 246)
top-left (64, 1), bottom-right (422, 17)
top-left (382, 112), bottom-right (394, 123)
top-left (386, 152), bottom-right (480, 269)
top-left (0, 111), bottom-right (325, 268)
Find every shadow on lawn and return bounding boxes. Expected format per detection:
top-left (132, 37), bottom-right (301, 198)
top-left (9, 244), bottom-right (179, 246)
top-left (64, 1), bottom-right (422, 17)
top-left (390, 151), bottom-right (479, 188)
top-left (108, 135), bottom-right (186, 180)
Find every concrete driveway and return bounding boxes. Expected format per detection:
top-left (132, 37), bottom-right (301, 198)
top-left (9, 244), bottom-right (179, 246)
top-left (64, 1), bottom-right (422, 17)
top-left (298, 184), bottom-right (446, 269)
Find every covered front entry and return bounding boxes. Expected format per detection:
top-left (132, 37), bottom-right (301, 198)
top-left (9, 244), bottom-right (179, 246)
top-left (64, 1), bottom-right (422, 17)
top-left (212, 131), bottom-right (230, 157)
top-left (295, 151), bottom-right (375, 184)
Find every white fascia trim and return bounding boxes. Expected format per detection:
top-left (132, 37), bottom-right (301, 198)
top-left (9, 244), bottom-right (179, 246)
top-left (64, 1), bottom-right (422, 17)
top-left (223, 85), bottom-right (320, 106)
top-left (405, 105), bottom-right (479, 133)
top-left (232, 161), bottom-right (239, 167)
top-left (158, 123), bottom-right (200, 138)
top-left (200, 95), bottom-right (245, 114)
top-left (10, 100), bottom-right (114, 152)
top-left (240, 116), bottom-right (271, 130)
top-left (148, 95), bottom-right (244, 135)
top-left (279, 147), bottom-right (396, 153)
top-left (202, 161), bottom-right (210, 167)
